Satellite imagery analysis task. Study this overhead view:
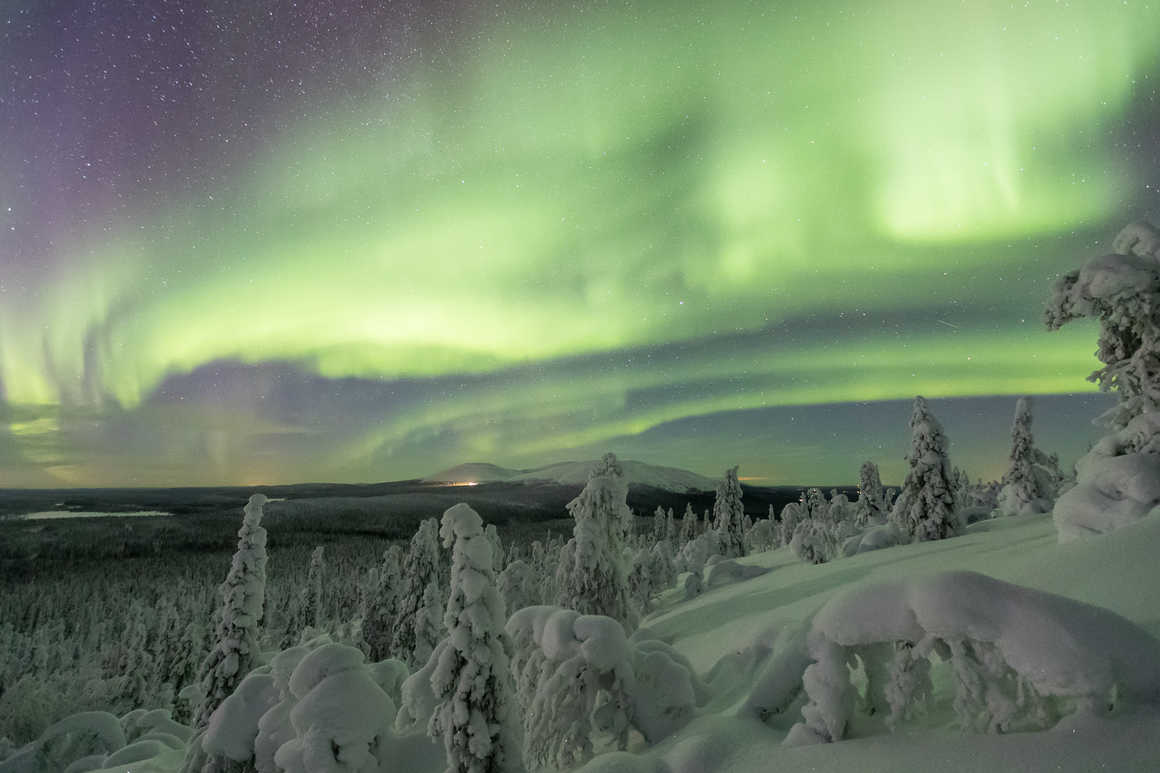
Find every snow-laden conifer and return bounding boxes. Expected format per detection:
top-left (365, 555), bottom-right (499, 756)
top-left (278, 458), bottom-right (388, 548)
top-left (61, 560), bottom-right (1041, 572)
top-left (189, 494), bottom-right (269, 731)
top-left (412, 579), bottom-right (444, 670)
top-left (854, 461), bottom-right (888, 527)
top-left (556, 453), bottom-right (636, 630)
top-left (679, 503), bottom-right (697, 546)
top-left (429, 503), bottom-right (524, 773)
top-left (1047, 220), bottom-right (1160, 430)
top-left (890, 397), bottom-right (959, 542)
top-left (362, 544), bottom-right (403, 662)
top-left (392, 518), bottom-right (442, 668)
top-left (995, 397), bottom-right (1054, 516)
top-left (712, 466), bottom-right (747, 558)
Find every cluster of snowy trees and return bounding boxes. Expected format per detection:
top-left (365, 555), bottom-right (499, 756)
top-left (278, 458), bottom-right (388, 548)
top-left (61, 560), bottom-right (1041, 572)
top-left (0, 530), bottom-right (382, 744)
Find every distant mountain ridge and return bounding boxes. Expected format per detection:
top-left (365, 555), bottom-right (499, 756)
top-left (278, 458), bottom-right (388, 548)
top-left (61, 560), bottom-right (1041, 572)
top-left (423, 459), bottom-right (717, 493)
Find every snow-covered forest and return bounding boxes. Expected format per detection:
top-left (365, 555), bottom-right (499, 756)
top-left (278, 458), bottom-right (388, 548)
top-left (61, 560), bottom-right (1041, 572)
top-left (3, 222), bottom-right (1160, 771)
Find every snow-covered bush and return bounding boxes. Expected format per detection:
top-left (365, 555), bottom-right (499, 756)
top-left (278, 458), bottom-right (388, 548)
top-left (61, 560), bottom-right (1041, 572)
top-left (744, 517), bottom-right (776, 553)
top-left (273, 643), bottom-right (395, 773)
top-left (0, 711), bottom-right (127, 773)
top-left (507, 606), bottom-right (705, 769)
top-left (777, 502), bottom-right (803, 547)
top-left (785, 571), bottom-right (1160, 745)
top-left (675, 529), bottom-right (719, 575)
top-left (676, 572), bottom-right (702, 601)
top-left (200, 666), bottom-right (279, 770)
top-left (429, 503), bottom-right (523, 773)
top-left (790, 518), bottom-right (835, 565)
top-left (890, 397), bottom-right (960, 542)
top-left (498, 559), bottom-right (539, 617)
top-left (839, 523), bottom-right (904, 557)
top-left (703, 559), bottom-right (769, 589)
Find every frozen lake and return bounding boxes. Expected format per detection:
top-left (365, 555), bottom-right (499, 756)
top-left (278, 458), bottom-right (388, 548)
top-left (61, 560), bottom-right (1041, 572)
top-left (20, 510), bottom-right (173, 520)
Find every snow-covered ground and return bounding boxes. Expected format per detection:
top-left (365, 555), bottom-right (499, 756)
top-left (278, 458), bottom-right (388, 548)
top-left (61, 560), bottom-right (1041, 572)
top-left (9, 510), bottom-right (1160, 773)
top-left (616, 512), bottom-right (1160, 773)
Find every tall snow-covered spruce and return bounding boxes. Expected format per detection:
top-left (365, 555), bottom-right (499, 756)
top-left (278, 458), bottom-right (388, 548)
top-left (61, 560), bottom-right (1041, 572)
top-left (712, 465), bottom-right (747, 558)
top-left (393, 518), bottom-right (442, 668)
top-left (556, 452), bottom-right (636, 631)
top-left (854, 460), bottom-right (887, 527)
top-left (890, 396), bottom-right (959, 542)
top-left (995, 397), bottom-right (1053, 516)
top-left (429, 502), bottom-right (523, 773)
top-left (361, 544), bottom-right (403, 662)
top-left (189, 493), bottom-right (269, 730)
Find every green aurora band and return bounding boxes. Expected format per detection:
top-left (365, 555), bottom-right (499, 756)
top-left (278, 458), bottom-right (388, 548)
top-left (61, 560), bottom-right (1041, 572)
top-left (2, 0), bottom-right (1158, 484)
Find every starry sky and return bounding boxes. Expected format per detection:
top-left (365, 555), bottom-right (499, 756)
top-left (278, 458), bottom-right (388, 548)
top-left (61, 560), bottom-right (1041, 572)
top-left (1, 0), bottom-right (1158, 488)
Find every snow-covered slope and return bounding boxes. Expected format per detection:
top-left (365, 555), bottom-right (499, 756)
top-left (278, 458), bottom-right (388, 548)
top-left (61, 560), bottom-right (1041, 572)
top-left (424, 459), bottom-right (716, 492)
top-left (603, 512), bottom-right (1160, 773)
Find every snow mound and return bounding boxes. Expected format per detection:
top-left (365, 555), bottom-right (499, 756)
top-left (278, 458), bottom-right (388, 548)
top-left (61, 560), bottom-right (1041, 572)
top-left (703, 559), bottom-right (769, 589)
top-left (788, 570), bottom-right (1160, 744)
top-left (1053, 412), bottom-right (1160, 542)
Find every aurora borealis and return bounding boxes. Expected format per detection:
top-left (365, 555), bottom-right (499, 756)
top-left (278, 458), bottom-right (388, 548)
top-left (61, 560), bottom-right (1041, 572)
top-left (2, 0), bottom-right (1158, 487)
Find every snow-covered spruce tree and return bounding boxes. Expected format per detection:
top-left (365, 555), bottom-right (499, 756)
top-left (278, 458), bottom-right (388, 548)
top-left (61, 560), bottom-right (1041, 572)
top-left (679, 503), bottom-right (697, 546)
top-left (413, 579), bottom-right (444, 669)
top-left (188, 493), bottom-right (269, 731)
top-left (745, 516), bottom-right (776, 553)
top-left (778, 501), bottom-right (803, 547)
top-left (429, 503), bottom-right (523, 773)
top-left (826, 493), bottom-right (858, 545)
top-left (361, 544), bottom-right (403, 662)
top-left (853, 459), bottom-right (886, 526)
top-left (802, 488), bottom-right (828, 523)
top-left (854, 461), bottom-right (887, 527)
top-left (1046, 220), bottom-right (1160, 539)
top-left (498, 559), bottom-right (538, 615)
top-left (1047, 219), bottom-right (1160, 430)
top-left (995, 397), bottom-right (1054, 516)
top-left (652, 506), bottom-right (667, 543)
top-left (556, 453), bottom-right (636, 631)
top-left (278, 547), bottom-right (327, 649)
top-left (712, 466), bottom-right (747, 558)
top-left (486, 523), bottom-right (506, 574)
top-left (890, 396), bottom-right (959, 542)
top-left (392, 518), bottom-right (442, 668)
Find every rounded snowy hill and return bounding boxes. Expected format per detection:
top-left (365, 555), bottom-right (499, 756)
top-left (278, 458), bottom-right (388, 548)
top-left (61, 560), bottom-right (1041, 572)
top-left (423, 459), bottom-right (716, 493)
top-left (421, 462), bottom-right (521, 484)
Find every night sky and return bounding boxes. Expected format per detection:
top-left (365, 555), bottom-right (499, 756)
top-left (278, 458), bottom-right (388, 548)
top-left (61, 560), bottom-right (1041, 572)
top-left (2, 0), bottom-right (1158, 487)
